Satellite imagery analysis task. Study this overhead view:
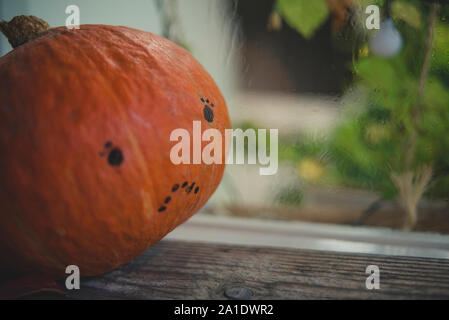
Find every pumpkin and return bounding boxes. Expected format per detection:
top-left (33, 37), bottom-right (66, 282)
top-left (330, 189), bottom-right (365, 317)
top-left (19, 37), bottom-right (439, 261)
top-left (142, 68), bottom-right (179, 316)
top-left (0, 16), bottom-right (230, 277)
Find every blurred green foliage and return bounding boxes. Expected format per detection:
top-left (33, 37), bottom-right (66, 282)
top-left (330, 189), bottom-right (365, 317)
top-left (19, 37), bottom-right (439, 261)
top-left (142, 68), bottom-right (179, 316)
top-left (275, 183), bottom-right (304, 206)
top-left (276, 0), bottom-right (449, 208)
top-left (277, 0), bottom-right (329, 38)
top-left (332, 1), bottom-right (449, 202)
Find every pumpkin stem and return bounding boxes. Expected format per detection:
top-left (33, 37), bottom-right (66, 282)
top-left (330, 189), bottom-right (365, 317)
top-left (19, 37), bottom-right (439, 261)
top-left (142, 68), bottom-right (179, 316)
top-left (0, 15), bottom-right (50, 49)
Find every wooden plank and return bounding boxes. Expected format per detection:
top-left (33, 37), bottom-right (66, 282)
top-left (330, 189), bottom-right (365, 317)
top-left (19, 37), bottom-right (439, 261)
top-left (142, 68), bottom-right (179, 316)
top-left (67, 240), bottom-right (449, 300)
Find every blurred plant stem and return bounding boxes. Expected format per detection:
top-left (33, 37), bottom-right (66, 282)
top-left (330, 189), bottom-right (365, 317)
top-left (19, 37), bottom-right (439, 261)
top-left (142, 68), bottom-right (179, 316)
top-left (154, 0), bottom-right (189, 50)
top-left (391, 3), bottom-right (439, 230)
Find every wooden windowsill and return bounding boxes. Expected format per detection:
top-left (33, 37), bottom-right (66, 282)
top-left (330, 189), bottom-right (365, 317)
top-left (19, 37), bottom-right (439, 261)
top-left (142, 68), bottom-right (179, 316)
top-left (65, 215), bottom-right (449, 299)
top-left (166, 214), bottom-right (449, 260)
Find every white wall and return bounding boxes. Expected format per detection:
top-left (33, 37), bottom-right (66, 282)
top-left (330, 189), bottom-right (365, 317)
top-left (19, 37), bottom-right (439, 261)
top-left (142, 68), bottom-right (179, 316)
top-left (0, 0), bottom-right (239, 101)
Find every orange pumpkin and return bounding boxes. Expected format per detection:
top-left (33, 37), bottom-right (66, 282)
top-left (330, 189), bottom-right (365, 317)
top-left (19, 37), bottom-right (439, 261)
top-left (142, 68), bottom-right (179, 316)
top-left (0, 16), bottom-right (230, 277)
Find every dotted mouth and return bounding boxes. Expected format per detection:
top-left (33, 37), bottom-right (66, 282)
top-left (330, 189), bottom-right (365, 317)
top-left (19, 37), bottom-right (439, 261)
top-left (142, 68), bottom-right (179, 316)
top-left (158, 181), bottom-right (200, 213)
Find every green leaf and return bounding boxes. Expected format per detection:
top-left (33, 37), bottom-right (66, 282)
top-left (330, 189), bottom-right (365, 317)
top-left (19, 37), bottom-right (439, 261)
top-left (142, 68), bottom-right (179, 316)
top-left (391, 1), bottom-right (422, 29)
top-left (432, 22), bottom-right (449, 75)
top-left (356, 57), bottom-right (398, 91)
top-left (277, 0), bottom-right (329, 39)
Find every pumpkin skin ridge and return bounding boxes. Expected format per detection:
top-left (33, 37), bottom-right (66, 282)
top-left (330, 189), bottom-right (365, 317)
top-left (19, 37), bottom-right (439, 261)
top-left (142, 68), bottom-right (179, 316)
top-left (0, 23), bottom-right (230, 277)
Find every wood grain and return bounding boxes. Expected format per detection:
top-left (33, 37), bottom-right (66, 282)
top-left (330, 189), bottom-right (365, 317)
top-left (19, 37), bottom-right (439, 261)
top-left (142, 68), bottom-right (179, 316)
top-left (66, 240), bottom-right (449, 300)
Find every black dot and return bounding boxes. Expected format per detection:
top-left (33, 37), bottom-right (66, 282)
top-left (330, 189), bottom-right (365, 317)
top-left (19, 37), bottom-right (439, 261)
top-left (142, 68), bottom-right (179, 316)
top-left (200, 97), bottom-right (205, 102)
top-left (211, 103), bottom-right (215, 107)
top-left (158, 206), bottom-right (167, 212)
top-left (182, 181), bottom-right (188, 188)
top-left (203, 106), bottom-right (214, 123)
top-left (164, 196), bottom-right (171, 204)
top-left (105, 141), bottom-right (113, 148)
top-left (206, 99), bottom-right (210, 103)
top-left (172, 184), bottom-right (180, 192)
top-left (194, 187), bottom-right (200, 194)
top-left (186, 182), bottom-right (196, 194)
top-left (108, 148), bottom-right (124, 166)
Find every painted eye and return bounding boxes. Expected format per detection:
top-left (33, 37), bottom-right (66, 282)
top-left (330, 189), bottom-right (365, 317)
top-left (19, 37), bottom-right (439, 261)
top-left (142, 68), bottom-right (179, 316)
top-left (99, 141), bottom-right (124, 167)
top-left (107, 148), bottom-right (124, 166)
top-left (203, 106), bottom-right (214, 123)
